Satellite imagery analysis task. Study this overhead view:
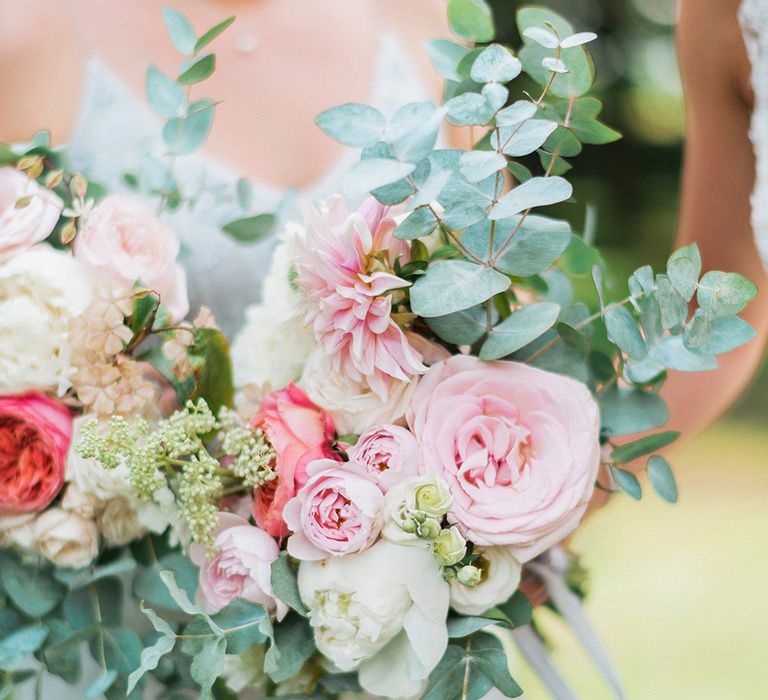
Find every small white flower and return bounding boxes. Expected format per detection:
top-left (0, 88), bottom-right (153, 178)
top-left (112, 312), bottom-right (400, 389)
top-left (450, 547), bottom-right (522, 616)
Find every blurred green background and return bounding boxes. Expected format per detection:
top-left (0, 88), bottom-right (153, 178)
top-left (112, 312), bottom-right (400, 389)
top-left (489, 0), bottom-right (768, 697)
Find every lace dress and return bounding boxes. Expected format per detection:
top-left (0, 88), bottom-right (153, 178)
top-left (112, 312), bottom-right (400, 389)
top-left (68, 33), bottom-right (436, 335)
top-left (740, 0), bottom-right (768, 269)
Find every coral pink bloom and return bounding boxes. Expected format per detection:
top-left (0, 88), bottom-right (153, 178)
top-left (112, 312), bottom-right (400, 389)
top-left (250, 384), bottom-right (338, 538)
top-left (295, 197), bottom-right (425, 399)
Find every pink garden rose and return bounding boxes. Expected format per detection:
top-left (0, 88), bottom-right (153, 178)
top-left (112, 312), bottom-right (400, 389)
top-left (283, 459), bottom-right (384, 560)
top-left (295, 196), bottom-right (425, 401)
top-left (347, 424), bottom-right (421, 492)
top-left (190, 512), bottom-right (287, 617)
top-left (0, 167), bottom-right (62, 260)
top-left (0, 393), bottom-right (72, 513)
top-left (251, 384), bottom-right (338, 538)
top-left (407, 356), bottom-right (601, 562)
top-left (74, 194), bottom-right (188, 319)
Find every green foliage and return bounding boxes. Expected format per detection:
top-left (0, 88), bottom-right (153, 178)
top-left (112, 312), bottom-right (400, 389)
top-left (271, 553), bottom-right (309, 617)
top-left (0, 626), bottom-right (49, 670)
top-left (264, 614), bottom-right (316, 683)
top-left (610, 467), bottom-right (642, 500)
top-left (611, 431), bottom-right (680, 464)
top-left (480, 302), bottom-right (561, 360)
top-left (221, 213), bottom-right (276, 244)
top-left (163, 7), bottom-right (197, 55)
top-left (447, 0), bottom-right (495, 42)
top-left (1, 559), bottom-right (65, 617)
top-left (316, 104), bottom-right (386, 147)
top-left (187, 327), bottom-right (235, 415)
top-left (648, 455), bottom-right (678, 504)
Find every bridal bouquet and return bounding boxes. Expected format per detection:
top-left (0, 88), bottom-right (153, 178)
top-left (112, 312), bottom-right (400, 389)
top-left (0, 3), bottom-right (758, 700)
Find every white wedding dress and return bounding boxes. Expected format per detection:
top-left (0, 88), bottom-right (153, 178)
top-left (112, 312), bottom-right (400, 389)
top-left (68, 33), bottom-right (436, 336)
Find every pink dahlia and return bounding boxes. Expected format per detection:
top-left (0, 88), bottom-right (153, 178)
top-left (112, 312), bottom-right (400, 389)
top-left (295, 197), bottom-right (426, 399)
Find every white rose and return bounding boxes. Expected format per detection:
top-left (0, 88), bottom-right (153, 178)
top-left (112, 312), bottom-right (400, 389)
top-left (300, 348), bottom-right (417, 435)
top-left (0, 245), bottom-right (92, 392)
top-left (383, 474), bottom-right (453, 545)
top-left (449, 547), bottom-right (522, 616)
top-left (61, 483), bottom-right (103, 519)
top-left (0, 512), bottom-right (37, 551)
top-left (298, 540), bottom-right (449, 698)
top-left (34, 508), bottom-right (99, 569)
top-left (97, 496), bottom-right (168, 546)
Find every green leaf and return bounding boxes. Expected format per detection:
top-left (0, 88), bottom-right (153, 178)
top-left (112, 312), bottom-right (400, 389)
top-left (265, 614), bottom-right (316, 683)
top-left (426, 39), bottom-right (471, 82)
top-left (99, 627), bottom-right (143, 675)
top-left (470, 44), bottom-right (521, 83)
top-left (146, 65), bottom-right (188, 118)
top-left (64, 578), bottom-right (123, 630)
top-left (194, 16), bottom-right (235, 53)
top-left (610, 467), bottom-right (642, 500)
top-left (385, 102), bottom-right (444, 164)
top-left (0, 625), bottom-right (49, 670)
top-left (163, 7), bottom-right (196, 55)
top-left (315, 103), bottom-right (386, 148)
top-left (569, 118), bottom-right (621, 145)
top-left (447, 615), bottom-right (499, 638)
top-left (599, 387), bottom-right (669, 437)
top-left (270, 553), bottom-right (308, 617)
top-left (447, 0), bottom-right (495, 42)
top-left (543, 126), bottom-right (583, 157)
top-left (611, 431), bottom-right (680, 464)
top-left (342, 158), bottom-right (416, 196)
top-left (481, 302), bottom-right (561, 360)
top-left (43, 622), bottom-right (93, 684)
top-left (649, 336), bottom-right (717, 372)
top-left (60, 558), bottom-right (137, 590)
top-left (694, 315), bottom-right (756, 356)
top-left (133, 553), bottom-right (198, 611)
top-left (666, 244), bottom-right (701, 302)
top-left (655, 274), bottom-right (688, 329)
top-left (177, 54), bottom-right (216, 84)
top-left (191, 636), bottom-right (227, 699)
top-left (188, 327), bottom-right (235, 416)
top-left (426, 305), bottom-right (490, 345)
top-left (459, 150), bottom-right (507, 183)
top-left (0, 143), bottom-right (17, 165)
top-left (605, 305), bottom-right (647, 359)
top-left (212, 599), bottom-right (269, 653)
top-left (697, 271), bottom-right (757, 317)
top-left (446, 91), bottom-right (497, 126)
top-left (410, 261), bottom-right (511, 317)
top-left (236, 177), bottom-right (253, 210)
top-left (648, 455), bottom-right (678, 504)
top-left (395, 207), bottom-right (438, 240)
top-left (127, 633), bottom-right (175, 694)
top-left (497, 590), bottom-right (533, 628)
top-left (1, 561), bottom-right (65, 617)
top-left (86, 670), bottom-right (118, 698)
top-left (163, 99), bottom-right (215, 155)
top-left (489, 176), bottom-right (572, 220)
top-left (496, 100), bottom-right (538, 126)
top-left (493, 120), bottom-right (559, 158)
top-left (222, 213), bottom-right (276, 244)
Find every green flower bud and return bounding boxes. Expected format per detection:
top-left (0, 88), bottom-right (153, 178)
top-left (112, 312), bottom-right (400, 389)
top-left (418, 517), bottom-right (442, 541)
top-left (432, 525), bottom-right (467, 566)
top-left (456, 564), bottom-right (482, 587)
top-left (400, 517), bottom-right (418, 534)
top-left (413, 476), bottom-right (453, 518)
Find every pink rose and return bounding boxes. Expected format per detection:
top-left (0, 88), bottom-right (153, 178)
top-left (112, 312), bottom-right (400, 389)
top-left (347, 424), bottom-right (421, 492)
top-left (251, 384), bottom-right (338, 538)
top-left (407, 356), bottom-right (600, 562)
top-left (0, 167), bottom-right (62, 260)
top-left (0, 393), bottom-right (72, 513)
top-left (190, 512), bottom-right (287, 617)
top-left (283, 459), bottom-right (384, 560)
top-left (74, 194), bottom-right (188, 319)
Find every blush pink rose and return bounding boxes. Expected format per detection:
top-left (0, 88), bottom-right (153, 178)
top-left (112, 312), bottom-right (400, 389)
top-left (0, 167), bottom-right (62, 260)
top-left (347, 424), bottom-right (421, 492)
top-left (74, 194), bottom-right (188, 319)
top-left (283, 459), bottom-right (384, 560)
top-left (0, 393), bottom-right (72, 513)
top-left (251, 384), bottom-right (338, 538)
top-left (407, 356), bottom-right (600, 562)
top-left (190, 513), bottom-right (287, 617)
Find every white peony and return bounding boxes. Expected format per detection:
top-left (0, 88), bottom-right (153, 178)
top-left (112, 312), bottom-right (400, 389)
top-left (449, 547), bottom-right (522, 616)
top-left (98, 496), bottom-right (169, 546)
top-left (0, 245), bottom-right (92, 392)
top-left (300, 348), bottom-right (417, 435)
top-left (34, 508), bottom-right (99, 569)
top-left (298, 540), bottom-right (449, 698)
top-left (231, 224), bottom-right (315, 389)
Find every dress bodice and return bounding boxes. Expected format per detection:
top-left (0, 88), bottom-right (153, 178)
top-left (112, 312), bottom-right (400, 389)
top-left (68, 33), bottom-right (437, 334)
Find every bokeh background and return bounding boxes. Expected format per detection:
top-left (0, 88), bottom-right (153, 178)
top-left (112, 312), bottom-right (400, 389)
top-left (489, 0), bottom-right (768, 697)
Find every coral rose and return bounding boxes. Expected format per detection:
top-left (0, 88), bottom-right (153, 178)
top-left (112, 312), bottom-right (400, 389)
top-left (0, 393), bottom-right (72, 513)
top-left (408, 356), bottom-right (601, 562)
top-left (250, 384), bottom-right (338, 538)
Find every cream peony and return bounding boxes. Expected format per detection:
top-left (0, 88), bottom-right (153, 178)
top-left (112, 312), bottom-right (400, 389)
top-left (0, 245), bottom-right (92, 392)
top-left (98, 496), bottom-right (168, 547)
top-left (298, 540), bottom-right (449, 698)
top-left (449, 547), bottom-right (522, 616)
top-left (34, 507), bottom-right (99, 568)
top-left (300, 348), bottom-right (417, 435)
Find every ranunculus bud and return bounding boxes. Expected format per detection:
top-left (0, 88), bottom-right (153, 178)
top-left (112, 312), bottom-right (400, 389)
top-left (457, 565), bottom-right (482, 587)
top-left (414, 477), bottom-right (453, 518)
top-left (417, 517), bottom-right (442, 541)
top-left (432, 526), bottom-right (467, 566)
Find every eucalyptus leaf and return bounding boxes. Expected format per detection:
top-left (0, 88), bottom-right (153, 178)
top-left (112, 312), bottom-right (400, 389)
top-left (481, 302), bottom-right (561, 360)
top-left (654, 275), bottom-right (688, 329)
top-left (543, 126), bottom-right (583, 157)
top-left (410, 261), bottom-right (511, 317)
top-left (145, 65), bottom-right (188, 118)
top-left (459, 150), bottom-right (507, 183)
top-left (86, 670), bottom-right (118, 699)
top-left (191, 636), bottom-right (226, 699)
top-left (426, 305), bottom-right (490, 345)
top-left (694, 315), bottom-right (756, 356)
top-left (270, 553), bottom-right (308, 617)
top-left (569, 119), bottom-right (621, 145)
top-left (213, 599), bottom-right (269, 653)
top-left (697, 271), bottom-right (758, 317)
top-left (64, 578), bottom-right (123, 630)
top-left (447, 0), bottom-right (495, 42)
top-left (1, 561), bottom-right (65, 617)
top-left (134, 553), bottom-right (198, 611)
top-left (605, 305), bottom-right (647, 359)
top-left (411, 168), bottom-right (452, 208)
top-left (497, 590), bottom-right (534, 628)
top-left (470, 44), bottom-right (522, 83)
top-left (315, 103), bottom-right (386, 148)
top-left (666, 244), bottom-right (701, 302)
top-left (489, 176), bottom-right (572, 220)
top-left (496, 100), bottom-right (538, 126)
top-left (265, 614), bottom-right (316, 683)
top-left (343, 159), bottom-right (416, 196)
top-left (163, 7), bottom-right (196, 55)
top-left (177, 54), bottom-right (216, 85)
top-left (127, 634), bottom-right (174, 693)
top-left (446, 91), bottom-right (497, 126)
top-left (494, 120), bottom-right (559, 157)
top-left (385, 102), bottom-right (444, 163)
top-left (99, 626), bottom-right (143, 676)
top-left (649, 336), bottom-right (718, 372)
top-left (163, 100), bottom-right (215, 155)
top-left (0, 626), bottom-right (48, 670)
top-left (610, 431), bottom-right (680, 464)
top-left (222, 213), bottom-right (276, 244)
top-left (426, 39), bottom-right (471, 82)
top-left (446, 616), bottom-right (500, 638)
top-left (610, 467), bottom-right (642, 500)
top-left (395, 207), bottom-right (438, 240)
top-left (648, 455), bottom-right (678, 504)
top-left (599, 387), bottom-right (669, 436)
top-left (194, 16), bottom-right (235, 53)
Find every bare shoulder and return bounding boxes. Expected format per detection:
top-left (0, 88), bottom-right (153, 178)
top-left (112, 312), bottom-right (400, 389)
top-left (0, 0), bottom-right (83, 144)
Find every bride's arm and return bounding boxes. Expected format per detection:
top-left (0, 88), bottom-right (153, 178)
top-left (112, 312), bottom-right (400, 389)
top-left (662, 0), bottom-right (768, 439)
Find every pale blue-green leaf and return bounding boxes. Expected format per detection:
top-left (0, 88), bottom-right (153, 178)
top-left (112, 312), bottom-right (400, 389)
top-left (694, 315), bottom-right (756, 355)
top-left (139, 601), bottom-right (175, 637)
top-left (637, 295), bottom-right (663, 344)
top-left (610, 467), bottom-right (642, 500)
top-left (191, 636), bottom-right (226, 699)
top-left (625, 356), bottom-right (665, 385)
top-left (158, 570), bottom-right (218, 627)
top-left (473, 648), bottom-right (524, 698)
top-left (446, 92), bottom-right (496, 126)
top-left (236, 177), bottom-right (253, 210)
top-left (98, 627), bottom-right (143, 676)
top-left (683, 306), bottom-right (714, 349)
top-left (447, 0), bottom-right (495, 42)
top-left (0, 626), bottom-right (49, 670)
top-left (605, 305), bottom-right (647, 359)
top-left (648, 455), bottom-right (678, 504)
top-left (133, 553), bottom-right (197, 611)
top-left (426, 305), bottom-right (490, 345)
top-left (489, 216), bottom-right (570, 275)
top-left (315, 103), bottom-right (386, 148)
top-left (654, 275), bottom-right (688, 329)
top-left (177, 53), bottom-right (215, 84)
top-left (697, 270), bottom-right (758, 317)
top-left (212, 598), bottom-right (269, 652)
top-left (384, 102), bottom-right (444, 163)
top-left (649, 336), bottom-right (717, 371)
top-left (64, 578), bottom-right (122, 630)
top-left (525, 331), bottom-right (589, 383)
top-left (194, 16), bottom-right (235, 53)
top-left (163, 7), bottom-right (196, 55)
top-left (59, 557), bottom-right (137, 590)
top-left (343, 159), bottom-right (416, 196)
top-left (222, 213), bottom-right (275, 244)
top-left (395, 207), bottom-right (438, 240)
top-left (162, 100), bottom-right (214, 154)
top-left (494, 120), bottom-right (559, 157)
top-left (459, 150), bottom-right (507, 183)
top-left (481, 302), bottom-right (561, 360)
top-left (611, 431), bottom-right (680, 464)
top-left (410, 261), bottom-right (511, 317)
top-left (569, 119), bottom-right (622, 145)
top-left (489, 176), bottom-right (572, 220)
top-left (126, 634), bottom-right (175, 695)
top-left (496, 100), bottom-right (538, 126)
top-left (447, 616), bottom-right (499, 638)
top-left (523, 26), bottom-right (560, 49)
top-left (425, 39), bottom-right (470, 82)
top-left (271, 552), bottom-right (308, 617)
top-left (629, 265), bottom-right (655, 296)
top-left (599, 387), bottom-right (669, 436)
top-left (470, 44), bottom-right (522, 83)
top-left (361, 143), bottom-right (426, 204)
top-left (1, 561), bottom-right (64, 617)
top-left (543, 57), bottom-right (568, 73)
top-left (483, 82), bottom-right (509, 111)
top-left (441, 202), bottom-right (487, 229)
top-left (666, 244), bottom-right (701, 302)
top-left (561, 32), bottom-right (598, 48)
top-left (543, 126), bottom-right (582, 157)
top-left (265, 614), bottom-right (316, 683)
top-left (411, 168), bottom-right (452, 208)
top-left (85, 670), bottom-right (118, 698)
top-left (145, 65), bottom-right (187, 118)
top-left (507, 161), bottom-right (533, 183)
